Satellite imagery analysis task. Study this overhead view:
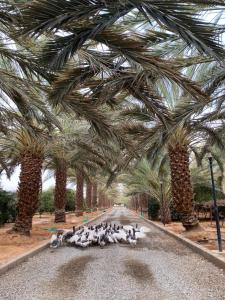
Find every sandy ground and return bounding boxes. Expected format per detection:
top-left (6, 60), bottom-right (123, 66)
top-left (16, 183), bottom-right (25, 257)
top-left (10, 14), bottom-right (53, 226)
top-left (133, 209), bottom-right (225, 253)
top-left (1, 208), bottom-right (225, 300)
top-left (0, 211), bottom-right (102, 266)
top-left (154, 219), bottom-right (225, 255)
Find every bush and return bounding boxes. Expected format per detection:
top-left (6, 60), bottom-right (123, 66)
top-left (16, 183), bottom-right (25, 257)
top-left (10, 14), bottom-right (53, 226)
top-left (38, 188), bottom-right (75, 215)
top-left (148, 198), bottom-right (160, 220)
top-left (38, 190), bottom-right (54, 215)
top-left (0, 189), bottom-right (17, 225)
top-left (194, 184), bottom-right (225, 203)
top-left (65, 189), bottom-right (75, 211)
top-left (170, 207), bottom-right (181, 221)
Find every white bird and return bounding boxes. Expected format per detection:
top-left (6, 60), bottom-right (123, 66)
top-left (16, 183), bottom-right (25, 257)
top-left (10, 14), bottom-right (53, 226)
top-left (123, 225), bottom-right (134, 232)
top-left (69, 234), bottom-right (80, 244)
top-left (135, 231), bottom-right (146, 239)
top-left (50, 232), bottom-right (63, 248)
top-left (50, 234), bottom-right (58, 248)
top-left (127, 230), bottom-right (137, 246)
top-left (50, 222), bottom-right (148, 249)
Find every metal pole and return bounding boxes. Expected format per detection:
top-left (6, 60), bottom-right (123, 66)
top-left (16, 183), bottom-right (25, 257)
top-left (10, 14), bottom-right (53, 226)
top-left (208, 156), bottom-right (223, 252)
top-left (160, 181), bottom-right (165, 226)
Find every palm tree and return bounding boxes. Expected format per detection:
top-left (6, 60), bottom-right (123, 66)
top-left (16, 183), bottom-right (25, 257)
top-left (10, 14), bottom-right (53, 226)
top-left (0, 126), bottom-right (49, 235)
top-left (0, 1), bottom-right (58, 132)
top-left (92, 182), bottom-right (98, 211)
top-left (121, 92), bottom-right (225, 229)
top-left (44, 140), bottom-right (69, 223)
top-left (53, 157), bottom-right (67, 222)
top-left (0, 2), bottom-right (63, 233)
top-left (86, 179), bottom-right (93, 211)
top-left (124, 158), bottom-right (171, 224)
top-left (75, 169), bottom-right (84, 216)
top-left (15, 0), bottom-right (225, 128)
top-left (20, 1), bottom-right (225, 62)
top-left (44, 119), bottom-right (83, 223)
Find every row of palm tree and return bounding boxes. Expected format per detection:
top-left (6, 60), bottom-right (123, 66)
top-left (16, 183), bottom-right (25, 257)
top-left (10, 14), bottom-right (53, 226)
top-left (1, 1), bottom-right (225, 234)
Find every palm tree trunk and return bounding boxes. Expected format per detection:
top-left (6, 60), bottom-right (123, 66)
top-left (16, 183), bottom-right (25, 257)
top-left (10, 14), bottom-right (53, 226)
top-left (131, 196), bottom-right (135, 210)
top-left (168, 144), bottom-right (198, 230)
top-left (75, 170), bottom-right (84, 216)
top-left (86, 181), bottom-right (92, 211)
top-left (13, 151), bottom-right (43, 235)
top-left (98, 191), bottom-right (103, 209)
top-left (102, 193), bottom-right (105, 209)
top-left (54, 160), bottom-right (67, 223)
top-left (92, 182), bottom-right (98, 211)
top-left (160, 199), bottom-right (171, 225)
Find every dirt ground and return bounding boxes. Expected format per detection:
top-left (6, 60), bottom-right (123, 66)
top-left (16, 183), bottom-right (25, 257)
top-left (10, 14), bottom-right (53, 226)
top-left (155, 220), bottom-right (225, 254)
top-left (0, 211), bottom-right (102, 266)
top-left (132, 210), bottom-right (225, 256)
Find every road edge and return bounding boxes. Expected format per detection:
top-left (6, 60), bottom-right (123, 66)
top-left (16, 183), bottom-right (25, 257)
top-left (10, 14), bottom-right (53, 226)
top-left (0, 209), bottom-right (109, 276)
top-left (139, 214), bottom-right (225, 270)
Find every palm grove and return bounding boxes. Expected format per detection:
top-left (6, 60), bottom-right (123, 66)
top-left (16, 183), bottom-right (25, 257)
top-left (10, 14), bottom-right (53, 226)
top-left (1, 0), bottom-right (225, 235)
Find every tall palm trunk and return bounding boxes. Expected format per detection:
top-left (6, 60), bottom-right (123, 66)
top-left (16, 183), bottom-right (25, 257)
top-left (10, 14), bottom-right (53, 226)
top-left (105, 195), bottom-right (108, 208)
top-left (142, 193), bottom-right (149, 211)
top-left (98, 191), bottom-right (103, 209)
top-left (131, 196), bottom-right (135, 210)
top-left (86, 181), bottom-right (92, 211)
top-left (102, 193), bottom-right (105, 209)
top-left (92, 182), bottom-right (97, 211)
top-left (168, 144), bottom-right (198, 230)
top-left (13, 151), bottom-right (43, 235)
top-left (75, 170), bottom-right (84, 216)
top-left (160, 197), bottom-right (171, 225)
top-left (54, 160), bottom-right (67, 223)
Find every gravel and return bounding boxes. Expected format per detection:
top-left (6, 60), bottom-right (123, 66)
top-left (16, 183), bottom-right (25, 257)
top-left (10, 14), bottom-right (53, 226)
top-left (0, 208), bottom-right (225, 300)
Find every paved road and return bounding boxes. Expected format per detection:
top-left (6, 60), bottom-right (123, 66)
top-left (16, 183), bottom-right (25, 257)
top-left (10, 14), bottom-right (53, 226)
top-left (1, 208), bottom-right (225, 300)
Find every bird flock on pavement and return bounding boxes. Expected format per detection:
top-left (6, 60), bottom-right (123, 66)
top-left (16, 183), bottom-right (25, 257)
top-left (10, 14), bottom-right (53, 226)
top-left (50, 223), bottom-right (150, 249)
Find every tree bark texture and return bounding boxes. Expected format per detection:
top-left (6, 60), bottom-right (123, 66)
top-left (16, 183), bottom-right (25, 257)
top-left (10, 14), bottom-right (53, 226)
top-left (86, 181), bottom-right (92, 211)
top-left (168, 144), bottom-right (198, 229)
top-left (92, 182), bottom-right (98, 211)
top-left (13, 151), bottom-right (43, 235)
top-left (75, 170), bottom-right (84, 216)
top-left (54, 160), bottom-right (67, 223)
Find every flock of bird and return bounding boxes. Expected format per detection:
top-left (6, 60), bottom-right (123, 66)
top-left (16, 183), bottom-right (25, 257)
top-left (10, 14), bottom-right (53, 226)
top-left (50, 223), bottom-right (150, 249)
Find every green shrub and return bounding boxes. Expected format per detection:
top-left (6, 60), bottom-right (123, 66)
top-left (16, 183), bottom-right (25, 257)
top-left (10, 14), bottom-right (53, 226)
top-left (38, 188), bottom-right (75, 214)
top-left (148, 198), bottom-right (160, 220)
top-left (0, 189), bottom-right (17, 225)
top-left (65, 189), bottom-right (75, 211)
top-left (38, 190), bottom-right (54, 215)
top-left (170, 205), bottom-right (181, 221)
top-left (194, 184), bottom-right (225, 203)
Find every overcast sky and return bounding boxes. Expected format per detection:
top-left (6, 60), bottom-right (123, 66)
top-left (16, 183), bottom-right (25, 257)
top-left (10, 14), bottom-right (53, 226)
top-left (1, 167), bottom-right (76, 192)
top-left (1, 167), bottom-right (55, 192)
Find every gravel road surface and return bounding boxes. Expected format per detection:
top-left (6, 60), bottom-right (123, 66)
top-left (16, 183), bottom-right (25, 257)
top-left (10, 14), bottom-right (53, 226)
top-left (0, 208), bottom-right (225, 300)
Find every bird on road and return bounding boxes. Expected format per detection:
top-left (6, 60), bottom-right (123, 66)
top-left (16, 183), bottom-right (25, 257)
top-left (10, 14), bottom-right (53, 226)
top-left (50, 223), bottom-right (149, 249)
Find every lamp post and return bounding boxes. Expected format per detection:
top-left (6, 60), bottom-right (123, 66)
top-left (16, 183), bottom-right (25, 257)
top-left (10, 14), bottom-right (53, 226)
top-left (208, 153), bottom-right (223, 252)
top-left (160, 180), bottom-right (165, 226)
